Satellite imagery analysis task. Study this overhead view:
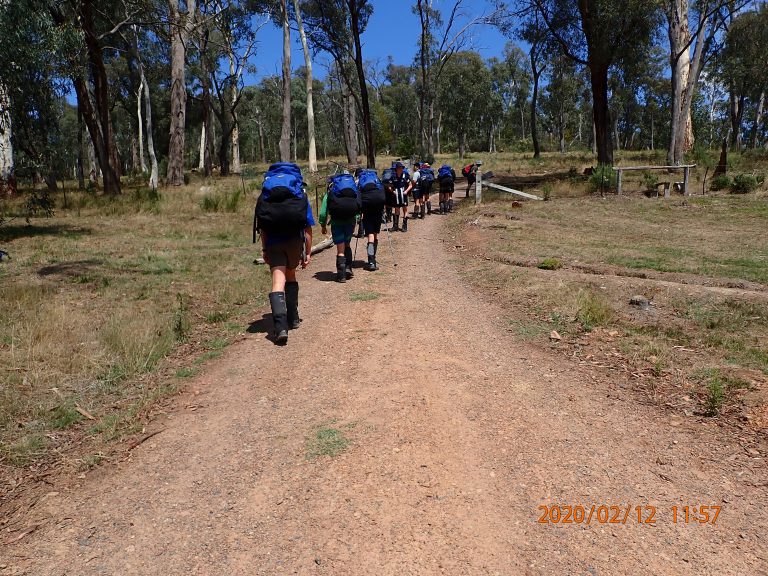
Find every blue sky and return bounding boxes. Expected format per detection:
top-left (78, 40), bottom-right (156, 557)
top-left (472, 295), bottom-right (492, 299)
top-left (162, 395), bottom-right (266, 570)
top-left (246, 0), bottom-right (512, 84)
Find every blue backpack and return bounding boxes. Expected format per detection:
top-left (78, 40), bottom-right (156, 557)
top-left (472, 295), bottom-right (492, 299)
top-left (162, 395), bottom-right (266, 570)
top-left (419, 166), bottom-right (435, 188)
top-left (327, 173), bottom-right (361, 220)
top-left (254, 162), bottom-right (308, 241)
top-left (438, 165), bottom-right (453, 181)
top-left (358, 170), bottom-right (386, 211)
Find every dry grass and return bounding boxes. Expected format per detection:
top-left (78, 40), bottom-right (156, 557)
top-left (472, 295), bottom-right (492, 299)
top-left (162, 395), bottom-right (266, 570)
top-left (454, 169), bottom-right (768, 422)
top-left (0, 172), bottom-right (276, 473)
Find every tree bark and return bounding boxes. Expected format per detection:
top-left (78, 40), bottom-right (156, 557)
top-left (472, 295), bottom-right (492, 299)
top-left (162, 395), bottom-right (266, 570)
top-left (76, 106), bottom-right (85, 190)
top-left (342, 80), bottom-right (358, 164)
top-left (666, 0), bottom-right (712, 164)
top-left (729, 88), bottom-right (744, 148)
top-left (230, 58), bottom-right (241, 174)
top-left (137, 78), bottom-right (147, 173)
top-left (80, 0), bottom-right (121, 194)
top-left (167, 0), bottom-right (196, 186)
top-left (348, 0), bottom-right (375, 168)
top-left (530, 61), bottom-right (541, 158)
top-left (279, 0), bottom-right (291, 162)
top-left (141, 67), bottom-right (159, 190)
top-left (753, 91), bottom-right (765, 149)
top-left (293, 0), bottom-right (317, 172)
top-left (589, 63), bottom-right (613, 165)
top-left (0, 80), bottom-right (14, 196)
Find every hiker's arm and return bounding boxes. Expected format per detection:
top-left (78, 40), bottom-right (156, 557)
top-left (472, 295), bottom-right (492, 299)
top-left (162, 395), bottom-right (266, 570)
top-left (302, 226), bottom-right (313, 267)
top-left (260, 231), bottom-right (270, 265)
top-left (319, 194), bottom-right (329, 231)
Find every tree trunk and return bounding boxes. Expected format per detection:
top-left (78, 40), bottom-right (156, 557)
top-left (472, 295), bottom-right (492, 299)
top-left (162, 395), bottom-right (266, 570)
top-left (167, 0), bottom-right (196, 186)
top-left (666, 0), bottom-right (708, 164)
top-left (279, 0), bottom-right (291, 162)
top-left (131, 135), bottom-right (140, 173)
top-left (559, 111), bottom-right (566, 153)
top-left (229, 52), bottom-right (241, 174)
top-left (531, 64), bottom-right (541, 158)
top-left (137, 79), bottom-right (147, 173)
top-left (753, 91), bottom-right (765, 149)
top-left (417, 0), bottom-right (428, 157)
top-left (80, 0), bottom-right (121, 194)
top-left (73, 77), bottom-right (117, 194)
top-left (458, 131), bottom-right (466, 160)
top-left (257, 114), bottom-right (266, 163)
top-left (76, 106), bottom-right (85, 190)
top-left (342, 82), bottom-right (358, 164)
top-left (436, 110), bottom-right (443, 155)
top-left (348, 0), bottom-right (375, 168)
top-left (218, 115), bottom-right (231, 176)
top-left (141, 69), bottom-right (158, 189)
top-left (0, 80), bottom-right (14, 196)
top-left (589, 63), bottom-right (613, 165)
top-left (729, 89), bottom-right (745, 149)
top-left (293, 0), bottom-right (317, 172)
top-left (198, 124), bottom-right (206, 171)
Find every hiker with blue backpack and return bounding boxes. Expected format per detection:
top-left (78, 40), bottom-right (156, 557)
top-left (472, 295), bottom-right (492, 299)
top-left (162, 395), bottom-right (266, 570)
top-left (254, 163), bottom-right (315, 345)
top-left (437, 164), bottom-right (456, 214)
top-left (320, 172), bottom-right (362, 283)
top-left (357, 168), bottom-right (387, 271)
top-left (412, 162), bottom-right (435, 218)
top-left (389, 161), bottom-right (412, 232)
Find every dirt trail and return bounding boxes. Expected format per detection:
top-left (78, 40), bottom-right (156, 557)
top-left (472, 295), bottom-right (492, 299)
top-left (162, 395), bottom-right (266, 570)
top-left (2, 197), bottom-right (767, 575)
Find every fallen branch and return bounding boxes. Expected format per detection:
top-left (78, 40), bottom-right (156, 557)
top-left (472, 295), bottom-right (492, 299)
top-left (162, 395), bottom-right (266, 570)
top-left (126, 428), bottom-right (165, 451)
top-left (253, 236), bottom-right (334, 265)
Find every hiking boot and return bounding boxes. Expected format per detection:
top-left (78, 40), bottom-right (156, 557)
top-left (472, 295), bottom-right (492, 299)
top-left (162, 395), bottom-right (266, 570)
top-left (285, 281), bottom-right (301, 329)
top-left (402, 217), bottom-right (408, 232)
top-left (392, 214), bottom-right (400, 232)
top-left (269, 291), bottom-right (289, 344)
top-left (344, 246), bottom-right (354, 279)
top-left (364, 242), bottom-right (375, 271)
top-left (439, 201), bottom-right (445, 214)
top-left (448, 199), bottom-right (454, 212)
top-left (336, 255), bottom-right (347, 283)
top-left (426, 201), bottom-right (432, 215)
top-left (420, 205), bottom-right (426, 219)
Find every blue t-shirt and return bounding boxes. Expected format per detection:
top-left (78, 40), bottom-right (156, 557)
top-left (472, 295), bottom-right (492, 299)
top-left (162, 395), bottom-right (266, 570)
top-left (263, 201), bottom-right (316, 247)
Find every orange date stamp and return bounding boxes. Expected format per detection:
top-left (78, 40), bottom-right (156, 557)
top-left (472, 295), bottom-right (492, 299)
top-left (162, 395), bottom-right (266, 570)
top-left (537, 504), bottom-right (721, 525)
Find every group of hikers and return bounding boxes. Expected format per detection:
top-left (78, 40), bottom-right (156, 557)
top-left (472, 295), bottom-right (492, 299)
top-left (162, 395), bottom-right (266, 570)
top-left (254, 159), bottom-right (480, 344)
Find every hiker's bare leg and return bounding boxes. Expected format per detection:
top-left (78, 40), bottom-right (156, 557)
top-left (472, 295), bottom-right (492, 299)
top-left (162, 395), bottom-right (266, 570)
top-left (271, 266), bottom-right (287, 292)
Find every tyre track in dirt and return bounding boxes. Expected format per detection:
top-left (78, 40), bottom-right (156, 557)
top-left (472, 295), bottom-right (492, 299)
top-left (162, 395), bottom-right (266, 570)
top-left (2, 196), bottom-right (766, 575)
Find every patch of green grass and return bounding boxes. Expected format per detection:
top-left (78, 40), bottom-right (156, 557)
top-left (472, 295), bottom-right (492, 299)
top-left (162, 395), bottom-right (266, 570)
top-left (205, 337), bottom-right (230, 351)
top-left (509, 319), bottom-right (549, 339)
top-left (537, 257), bottom-right (562, 270)
top-left (306, 426), bottom-right (350, 459)
top-left (175, 367), bottom-right (197, 378)
top-left (194, 350), bottom-right (223, 365)
top-left (204, 311), bottom-right (230, 324)
top-left (349, 291), bottom-right (381, 302)
top-left (48, 404), bottom-right (84, 429)
top-left (692, 367), bottom-right (752, 416)
top-left (0, 434), bottom-right (48, 466)
top-left (78, 453), bottom-right (106, 471)
top-left (576, 289), bottom-right (614, 331)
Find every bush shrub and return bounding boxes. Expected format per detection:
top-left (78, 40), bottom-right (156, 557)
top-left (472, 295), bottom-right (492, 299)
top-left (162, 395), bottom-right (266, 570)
top-left (730, 174), bottom-right (758, 194)
top-left (587, 164), bottom-right (616, 193)
top-left (710, 174), bottom-right (731, 191)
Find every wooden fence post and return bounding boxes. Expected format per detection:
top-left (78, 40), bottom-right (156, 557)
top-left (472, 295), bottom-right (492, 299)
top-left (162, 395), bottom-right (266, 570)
top-left (475, 161), bottom-right (483, 205)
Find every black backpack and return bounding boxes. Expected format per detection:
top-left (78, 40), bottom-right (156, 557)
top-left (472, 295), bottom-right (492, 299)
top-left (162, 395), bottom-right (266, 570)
top-left (327, 173), bottom-right (362, 220)
top-left (358, 170), bottom-right (386, 211)
top-left (253, 163), bottom-right (308, 241)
